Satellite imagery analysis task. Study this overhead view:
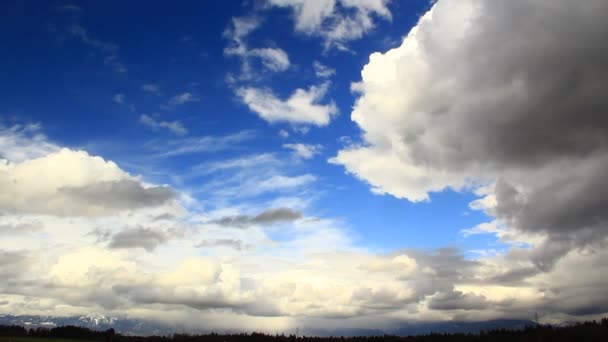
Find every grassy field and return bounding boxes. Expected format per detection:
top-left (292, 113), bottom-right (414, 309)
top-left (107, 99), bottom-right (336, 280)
top-left (0, 337), bottom-right (90, 342)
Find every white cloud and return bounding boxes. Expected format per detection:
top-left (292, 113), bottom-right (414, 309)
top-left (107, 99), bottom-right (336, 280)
top-left (267, 0), bottom-right (391, 49)
top-left (237, 82), bottom-right (337, 126)
top-left (0, 148), bottom-right (174, 216)
top-left (313, 61), bottom-right (335, 78)
top-left (156, 130), bottom-right (255, 157)
top-left (283, 143), bottom-right (323, 159)
top-left (139, 114), bottom-right (188, 136)
top-left (224, 16), bottom-right (291, 78)
top-left (0, 123), bottom-right (59, 163)
top-left (166, 92), bottom-right (198, 108)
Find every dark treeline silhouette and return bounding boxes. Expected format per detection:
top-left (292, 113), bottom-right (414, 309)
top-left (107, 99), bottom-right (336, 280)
top-left (1, 318), bottom-right (608, 342)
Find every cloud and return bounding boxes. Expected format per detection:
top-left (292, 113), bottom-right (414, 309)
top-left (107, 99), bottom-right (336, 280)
top-left (166, 92), bottom-right (199, 109)
top-left (139, 114), bottom-right (188, 135)
top-left (238, 82), bottom-right (337, 126)
top-left (428, 291), bottom-right (489, 311)
top-left (0, 123), bottom-right (59, 163)
top-left (266, 0), bottom-right (391, 50)
top-left (283, 143), bottom-right (323, 159)
top-left (224, 16), bottom-right (291, 79)
top-left (141, 83), bottom-right (161, 94)
top-left (0, 250), bottom-right (31, 280)
top-left (0, 221), bottom-right (43, 235)
top-left (192, 153), bottom-right (279, 176)
top-left (195, 239), bottom-right (248, 250)
top-left (54, 4), bottom-right (82, 13)
top-left (313, 61), bottom-right (335, 78)
top-left (60, 179), bottom-right (175, 210)
top-left (108, 227), bottom-right (168, 252)
top-left (113, 94), bottom-right (125, 104)
top-left (331, 0), bottom-right (608, 269)
top-left (158, 130), bottom-right (255, 156)
top-left (0, 148), bottom-right (175, 216)
top-left (212, 207), bottom-right (303, 227)
top-left (67, 24), bottom-right (126, 73)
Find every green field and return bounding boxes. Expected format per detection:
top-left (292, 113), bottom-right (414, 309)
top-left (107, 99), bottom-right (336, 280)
top-left (0, 337), bottom-right (90, 342)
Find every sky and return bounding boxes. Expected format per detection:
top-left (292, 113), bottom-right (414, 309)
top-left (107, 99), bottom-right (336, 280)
top-left (1, 0), bottom-right (608, 334)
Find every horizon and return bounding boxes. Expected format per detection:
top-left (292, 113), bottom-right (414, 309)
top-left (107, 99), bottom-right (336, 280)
top-left (1, 0), bottom-right (608, 335)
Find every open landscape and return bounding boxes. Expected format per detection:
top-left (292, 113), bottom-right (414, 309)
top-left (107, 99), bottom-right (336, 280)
top-left (2, 0), bottom-right (608, 340)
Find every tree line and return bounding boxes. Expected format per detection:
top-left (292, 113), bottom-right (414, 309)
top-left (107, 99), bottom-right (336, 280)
top-left (1, 318), bottom-right (607, 342)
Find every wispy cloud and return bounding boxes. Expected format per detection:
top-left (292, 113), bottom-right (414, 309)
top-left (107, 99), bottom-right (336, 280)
top-left (163, 92), bottom-right (199, 110)
top-left (67, 24), bottom-right (127, 73)
top-left (313, 61), bottom-right (335, 78)
top-left (54, 4), bottom-right (82, 13)
top-left (155, 130), bottom-right (256, 157)
top-left (139, 114), bottom-right (188, 136)
top-left (224, 16), bottom-right (290, 79)
top-left (113, 94), bottom-right (125, 104)
top-left (141, 83), bottom-right (161, 94)
top-left (191, 153), bottom-right (279, 176)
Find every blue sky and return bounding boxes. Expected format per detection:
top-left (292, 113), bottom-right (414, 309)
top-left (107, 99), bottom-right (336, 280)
top-left (0, 0), bottom-right (490, 252)
top-left (1, 0), bottom-right (608, 333)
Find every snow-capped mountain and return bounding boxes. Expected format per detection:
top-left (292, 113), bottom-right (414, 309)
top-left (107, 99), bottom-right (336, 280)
top-left (0, 314), bottom-right (174, 336)
top-left (77, 314), bottom-right (117, 327)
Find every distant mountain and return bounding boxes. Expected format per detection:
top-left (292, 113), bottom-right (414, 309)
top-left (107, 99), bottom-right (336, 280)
top-left (0, 314), bottom-right (536, 337)
top-left (0, 314), bottom-right (174, 336)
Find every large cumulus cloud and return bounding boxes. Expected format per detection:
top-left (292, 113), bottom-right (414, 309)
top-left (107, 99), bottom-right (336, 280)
top-left (0, 148), bottom-right (174, 216)
top-left (331, 0), bottom-right (608, 266)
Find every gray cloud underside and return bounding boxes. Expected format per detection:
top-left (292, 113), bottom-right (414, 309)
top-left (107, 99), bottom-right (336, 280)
top-left (212, 207), bottom-right (303, 227)
top-left (60, 179), bottom-right (175, 210)
top-left (108, 227), bottom-right (169, 252)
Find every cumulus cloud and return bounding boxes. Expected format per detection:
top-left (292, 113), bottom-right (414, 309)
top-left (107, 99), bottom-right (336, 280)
top-left (266, 0), bottom-right (391, 49)
top-left (0, 148), bottom-right (175, 216)
top-left (283, 143), bottom-right (323, 159)
top-left (238, 82), bottom-right (337, 126)
top-left (224, 16), bottom-right (290, 78)
top-left (139, 114), bottom-right (188, 135)
top-left (331, 0), bottom-right (608, 269)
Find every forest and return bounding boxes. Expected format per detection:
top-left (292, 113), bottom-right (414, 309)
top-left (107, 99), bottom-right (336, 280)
top-left (1, 319), bottom-right (608, 342)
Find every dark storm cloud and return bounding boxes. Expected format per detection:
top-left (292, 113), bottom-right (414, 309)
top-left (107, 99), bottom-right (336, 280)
top-left (212, 207), bottom-right (303, 227)
top-left (61, 179), bottom-right (175, 210)
top-left (108, 227), bottom-right (168, 252)
top-left (428, 291), bottom-right (489, 311)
